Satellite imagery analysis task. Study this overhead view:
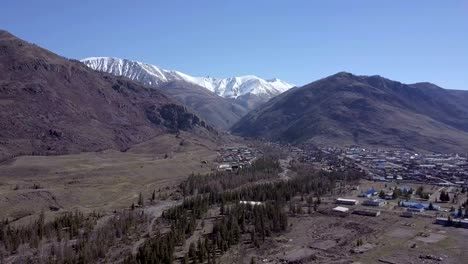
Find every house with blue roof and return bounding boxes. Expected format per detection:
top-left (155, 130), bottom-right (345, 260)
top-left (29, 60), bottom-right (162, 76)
top-left (400, 201), bottom-right (440, 212)
top-left (359, 188), bottom-right (378, 198)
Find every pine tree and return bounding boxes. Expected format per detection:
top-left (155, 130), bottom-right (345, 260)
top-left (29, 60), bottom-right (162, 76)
top-left (379, 190), bottom-right (385, 199)
top-left (189, 242), bottom-right (197, 263)
top-left (440, 190), bottom-right (445, 202)
top-left (138, 192), bottom-right (144, 207)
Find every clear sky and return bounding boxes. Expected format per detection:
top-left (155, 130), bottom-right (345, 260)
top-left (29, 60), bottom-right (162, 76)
top-left (2, 0), bottom-right (467, 89)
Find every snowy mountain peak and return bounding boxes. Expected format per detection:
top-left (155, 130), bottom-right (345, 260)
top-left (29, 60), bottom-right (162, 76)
top-left (81, 57), bottom-right (294, 99)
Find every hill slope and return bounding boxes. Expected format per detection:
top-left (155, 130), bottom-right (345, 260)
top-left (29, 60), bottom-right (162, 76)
top-left (231, 72), bottom-right (468, 153)
top-left (81, 57), bottom-right (294, 113)
top-left (156, 81), bottom-right (248, 129)
top-left (0, 30), bottom-right (216, 160)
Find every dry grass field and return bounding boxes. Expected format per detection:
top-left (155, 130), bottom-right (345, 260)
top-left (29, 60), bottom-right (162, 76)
top-left (0, 132), bottom-right (219, 224)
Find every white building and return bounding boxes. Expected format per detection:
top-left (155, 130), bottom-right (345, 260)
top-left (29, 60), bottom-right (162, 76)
top-left (336, 198), bottom-right (359, 205)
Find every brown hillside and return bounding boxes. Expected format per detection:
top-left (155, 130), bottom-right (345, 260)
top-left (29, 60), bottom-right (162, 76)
top-left (232, 72), bottom-right (468, 153)
top-left (0, 30), bottom-right (216, 160)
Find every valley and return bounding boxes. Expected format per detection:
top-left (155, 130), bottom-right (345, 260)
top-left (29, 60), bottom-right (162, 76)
top-left (2, 142), bottom-right (467, 264)
top-left (1, 4), bottom-right (468, 263)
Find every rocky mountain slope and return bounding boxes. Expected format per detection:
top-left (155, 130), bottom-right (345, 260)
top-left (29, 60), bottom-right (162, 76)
top-left (81, 57), bottom-right (294, 111)
top-left (231, 72), bottom-right (468, 153)
top-left (0, 30), bottom-right (216, 161)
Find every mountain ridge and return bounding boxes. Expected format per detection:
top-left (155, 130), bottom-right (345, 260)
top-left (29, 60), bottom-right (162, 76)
top-left (231, 72), bottom-right (468, 153)
top-left (81, 56), bottom-right (294, 101)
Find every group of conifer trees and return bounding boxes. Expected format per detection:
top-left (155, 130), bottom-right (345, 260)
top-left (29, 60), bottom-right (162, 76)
top-left (1, 155), bottom-right (363, 263)
top-left (0, 211), bottom-right (88, 255)
top-left (181, 156), bottom-right (282, 196)
top-left (0, 209), bottom-right (147, 263)
top-left (181, 202), bottom-right (287, 264)
top-left (126, 159), bottom-right (363, 263)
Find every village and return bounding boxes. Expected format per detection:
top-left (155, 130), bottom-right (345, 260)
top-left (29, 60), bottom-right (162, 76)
top-left (287, 144), bottom-right (468, 222)
top-left (212, 144), bottom-right (468, 263)
top-left (341, 147), bottom-right (468, 185)
top-left (215, 145), bottom-right (260, 172)
top-left (293, 144), bottom-right (468, 186)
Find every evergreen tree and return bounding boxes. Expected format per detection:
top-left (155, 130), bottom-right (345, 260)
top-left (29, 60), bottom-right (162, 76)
top-left (189, 242), bottom-right (197, 263)
top-left (138, 192), bottom-right (144, 207)
top-left (379, 190), bottom-right (385, 199)
top-left (428, 202), bottom-right (434, 210)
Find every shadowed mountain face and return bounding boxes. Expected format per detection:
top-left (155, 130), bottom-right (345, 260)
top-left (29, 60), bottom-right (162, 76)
top-left (154, 81), bottom-right (249, 129)
top-left (0, 30), bottom-right (216, 160)
top-left (232, 72), bottom-right (468, 153)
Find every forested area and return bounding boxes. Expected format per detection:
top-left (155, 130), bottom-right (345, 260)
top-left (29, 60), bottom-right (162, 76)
top-left (126, 159), bottom-right (364, 263)
top-left (181, 156), bottom-right (282, 195)
top-left (0, 210), bottom-right (148, 263)
top-left (1, 155), bottom-right (364, 263)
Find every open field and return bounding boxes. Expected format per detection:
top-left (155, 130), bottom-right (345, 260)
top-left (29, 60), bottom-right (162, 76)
top-left (0, 132), bottom-right (218, 223)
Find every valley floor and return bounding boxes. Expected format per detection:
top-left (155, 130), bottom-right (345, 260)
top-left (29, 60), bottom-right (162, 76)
top-left (0, 132), bottom-right (218, 224)
top-left (1, 141), bottom-right (467, 264)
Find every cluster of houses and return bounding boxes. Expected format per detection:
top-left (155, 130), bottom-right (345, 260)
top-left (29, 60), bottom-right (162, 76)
top-left (292, 145), bottom-right (467, 188)
top-left (293, 144), bottom-right (362, 173)
top-left (216, 146), bottom-right (258, 172)
top-left (339, 147), bottom-right (468, 187)
top-left (333, 183), bottom-right (448, 218)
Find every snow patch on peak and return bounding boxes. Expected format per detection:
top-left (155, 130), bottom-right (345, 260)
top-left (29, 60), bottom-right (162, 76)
top-left (81, 57), bottom-right (294, 99)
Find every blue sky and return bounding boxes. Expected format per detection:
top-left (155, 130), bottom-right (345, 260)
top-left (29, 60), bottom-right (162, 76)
top-left (2, 0), bottom-right (467, 89)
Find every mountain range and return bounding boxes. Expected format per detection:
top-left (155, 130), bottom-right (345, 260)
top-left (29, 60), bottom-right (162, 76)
top-left (82, 57), bottom-right (293, 100)
top-left (0, 30), bottom-right (216, 161)
top-left (81, 57), bottom-right (294, 128)
top-left (232, 72), bottom-right (468, 153)
top-left (2, 29), bottom-right (468, 155)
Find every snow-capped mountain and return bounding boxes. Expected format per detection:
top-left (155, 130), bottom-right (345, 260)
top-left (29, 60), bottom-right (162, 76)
top-left (81, 57), bottom-right (294, 99)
